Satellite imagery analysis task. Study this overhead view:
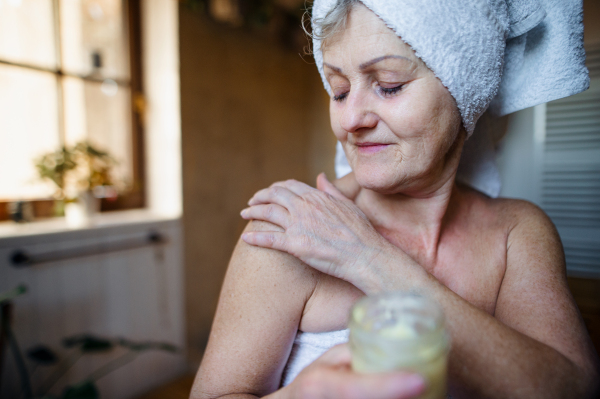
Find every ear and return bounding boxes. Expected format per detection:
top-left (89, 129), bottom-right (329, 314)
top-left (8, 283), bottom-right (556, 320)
top-left (316, 173), bottom-right (351, 201)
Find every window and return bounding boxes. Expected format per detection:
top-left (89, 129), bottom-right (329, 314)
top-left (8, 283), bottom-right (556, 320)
top-left (0, 0), bottom-right (144, 220)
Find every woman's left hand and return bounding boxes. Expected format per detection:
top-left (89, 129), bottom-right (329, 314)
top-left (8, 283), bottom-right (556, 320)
top-left (241, 173), bottom-right (398, 286)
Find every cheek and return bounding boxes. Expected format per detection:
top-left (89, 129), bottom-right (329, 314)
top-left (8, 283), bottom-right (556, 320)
top-left (329, 102), bottom-right (347, 141)
top-left (382, 95), bottom-right (434, 141)
top-left (381, 85), bottom-right (460, 164)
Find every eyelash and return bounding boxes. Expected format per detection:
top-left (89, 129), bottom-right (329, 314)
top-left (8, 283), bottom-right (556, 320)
top-left (333, 93), bottom-right (348, 102)
top-left (332, 84), bottom-right (404, 102)
top-left (380, 84), bottom-right (403, 96)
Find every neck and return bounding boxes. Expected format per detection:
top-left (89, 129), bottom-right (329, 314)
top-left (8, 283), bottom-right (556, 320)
top-left (359, 176), bottom-right (457, 259)
top-left (356, 130), bottom-right (466, 265)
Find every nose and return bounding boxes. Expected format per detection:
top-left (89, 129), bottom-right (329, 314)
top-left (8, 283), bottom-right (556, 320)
top-left (339, 88), bottom-right (378, 133)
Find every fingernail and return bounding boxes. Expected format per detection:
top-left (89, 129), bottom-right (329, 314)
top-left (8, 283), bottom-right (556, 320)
top-left (240, 208), bottom-right (247, 217)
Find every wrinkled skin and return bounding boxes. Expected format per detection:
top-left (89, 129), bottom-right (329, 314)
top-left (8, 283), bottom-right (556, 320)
top-left (192, 4), bottom-right (600, 399)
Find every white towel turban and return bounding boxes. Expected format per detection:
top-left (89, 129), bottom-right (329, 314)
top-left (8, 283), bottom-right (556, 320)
top-left (313, 0), bottom-right (589, 197)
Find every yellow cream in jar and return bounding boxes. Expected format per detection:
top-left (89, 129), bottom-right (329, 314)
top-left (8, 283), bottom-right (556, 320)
top-left (349, 292), bottom-right (449, 399)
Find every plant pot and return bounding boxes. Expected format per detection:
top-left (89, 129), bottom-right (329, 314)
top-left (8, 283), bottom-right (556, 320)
top-left (64, 191), bottom-right (100, 228)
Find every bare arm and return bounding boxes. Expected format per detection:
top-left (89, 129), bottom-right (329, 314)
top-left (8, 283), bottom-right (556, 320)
top-left (191, 221), bottom-right (318, 399)
top-left (191, 221), bottom-right (427, 399)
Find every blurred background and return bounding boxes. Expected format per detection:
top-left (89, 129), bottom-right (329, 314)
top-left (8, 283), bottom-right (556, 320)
top-left (0, 0), bottom-right (598, 398)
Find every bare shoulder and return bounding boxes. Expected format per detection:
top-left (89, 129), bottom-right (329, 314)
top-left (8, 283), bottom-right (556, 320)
top-left (332, 172), bottom-right (361, 200)
top-left (459, 184), bottom-right (559, 244)
top-left (484, 195), bottom-right (562, 259)
top-left (233, 220), bottom-right (320, 287)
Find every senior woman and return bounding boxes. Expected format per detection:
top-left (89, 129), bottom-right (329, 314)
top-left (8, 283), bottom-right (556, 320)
top-left (191, 0), bottom-right (600, 398)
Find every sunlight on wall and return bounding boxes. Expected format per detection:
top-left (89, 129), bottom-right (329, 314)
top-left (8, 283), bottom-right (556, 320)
top-left (143, 0), bottom-right (182, 217)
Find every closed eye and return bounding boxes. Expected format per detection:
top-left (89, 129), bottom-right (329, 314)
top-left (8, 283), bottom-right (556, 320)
top-left (379, 84), bottom-right (403, 97)
top-left (333, 92), bottom-right (348, 102)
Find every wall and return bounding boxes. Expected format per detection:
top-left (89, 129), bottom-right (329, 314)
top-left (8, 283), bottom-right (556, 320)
top-left (584, 0), bottom-right (600, 45)
top-left (143, 0), bottom-right (183, 218)
top-left (0, 217), bottom-right (186, 398)
top-left (179, 8), bottom-right (334, 364)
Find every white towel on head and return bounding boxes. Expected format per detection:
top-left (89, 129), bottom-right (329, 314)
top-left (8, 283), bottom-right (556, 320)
top-left (489, 0), bottom-right (589, 116)
top-left (314, 0), bottom-right (589, 197)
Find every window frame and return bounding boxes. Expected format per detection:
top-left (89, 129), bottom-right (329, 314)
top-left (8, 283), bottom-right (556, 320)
top-left (0, 0), bottom-right (145, 220)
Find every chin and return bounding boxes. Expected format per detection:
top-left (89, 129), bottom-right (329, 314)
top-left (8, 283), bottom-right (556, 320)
top-left (353, 166), bottom-right (408, 195)
top-left (353, 160), bottom-right (436, 195)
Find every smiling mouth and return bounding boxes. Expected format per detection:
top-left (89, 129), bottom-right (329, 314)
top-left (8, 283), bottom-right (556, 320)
top-left (355, 142), bottom-right (390, 154)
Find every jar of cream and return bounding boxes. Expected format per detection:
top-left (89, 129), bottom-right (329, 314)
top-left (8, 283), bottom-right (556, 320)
top-left (349, 292), bottom-right (449, 399)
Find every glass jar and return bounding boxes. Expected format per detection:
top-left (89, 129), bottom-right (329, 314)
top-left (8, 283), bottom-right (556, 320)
top-left (349, 292), bottom-right (449, 399)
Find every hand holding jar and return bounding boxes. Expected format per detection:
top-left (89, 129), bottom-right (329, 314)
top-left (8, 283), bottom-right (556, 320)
top-left (349, 292), bottom-right (449, 399)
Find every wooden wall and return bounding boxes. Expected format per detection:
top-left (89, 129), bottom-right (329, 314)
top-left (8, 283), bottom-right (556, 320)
top-left (178, 8), bottom-right (335, 365)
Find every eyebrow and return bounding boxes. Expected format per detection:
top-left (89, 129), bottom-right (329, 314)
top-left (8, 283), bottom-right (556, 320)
top-left (359, 55), bottom-right (411, 70)
top-left (323, 62), bottom-right (342, 73)
top-left (324, 55), bottom-right (412, 74)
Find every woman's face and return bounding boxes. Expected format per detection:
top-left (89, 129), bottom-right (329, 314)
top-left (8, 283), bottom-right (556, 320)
top-left (322, 4), bottom-right (464, 195)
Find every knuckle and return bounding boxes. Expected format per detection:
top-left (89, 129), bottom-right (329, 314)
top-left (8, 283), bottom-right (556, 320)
top-left (271, 186), bottom-right (282, 197)
top-left (264, 205), bottom-right (274, 218)
top-left (271, 180), bottom-right (287, 188)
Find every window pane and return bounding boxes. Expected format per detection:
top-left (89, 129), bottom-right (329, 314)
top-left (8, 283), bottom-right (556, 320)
top-left (0, 0), bottom-right (57, 69)
top-left (63, 76), bottom-right (133, 188)
top-left (60, 0), bottom-right (129, 80)
top-left (0, 65), bottom-right (60, 200)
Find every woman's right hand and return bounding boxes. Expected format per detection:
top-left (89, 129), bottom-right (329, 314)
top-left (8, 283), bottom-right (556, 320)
top-left (240, 174), bottom-right (417, 292)
top-left (277, 344), bottom-right (425, 399)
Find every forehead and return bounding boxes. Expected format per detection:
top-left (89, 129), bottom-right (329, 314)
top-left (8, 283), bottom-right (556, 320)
top-left (321, 4), bottom-right (422, 68)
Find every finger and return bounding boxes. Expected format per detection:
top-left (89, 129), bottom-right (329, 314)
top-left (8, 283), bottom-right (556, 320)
top-left (271, 179), bottom-right (314, 196)
top-left (240, 204), bottom-right (290, 228)
top-left (316, 173), bottom-right (350, 201)
top-left (312, 343), bottom-right (352, 366)
top-left (248, 186), bottom-right (298, 207)
top-left (241, 231), bottom-right (287, 251)
top-left (323, 369), bottom-right (426, 399)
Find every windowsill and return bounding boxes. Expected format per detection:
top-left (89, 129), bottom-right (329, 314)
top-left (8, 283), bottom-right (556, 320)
top-left (0, 209), bottom-right (180, 244)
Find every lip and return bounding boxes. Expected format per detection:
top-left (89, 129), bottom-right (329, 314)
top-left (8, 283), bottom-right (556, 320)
top-left (355, 142), bottom-right (390, 154)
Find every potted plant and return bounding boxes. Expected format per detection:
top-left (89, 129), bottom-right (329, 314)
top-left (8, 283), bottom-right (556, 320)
top-left (35, 142), bottom-right (120, 227)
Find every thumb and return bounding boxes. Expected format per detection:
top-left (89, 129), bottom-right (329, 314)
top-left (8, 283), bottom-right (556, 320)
top-left (316, 173), bottom-right (348, 201)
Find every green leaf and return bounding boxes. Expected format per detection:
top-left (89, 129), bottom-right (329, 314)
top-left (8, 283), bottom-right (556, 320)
top-left (27, 345), bottom-right (59, 365)
top-left (61, 381), bottom-right (99, 399)
top-left (0, 284), bottom-right (27, 304)
top-left (62, 334), bottom-right (113, 353)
